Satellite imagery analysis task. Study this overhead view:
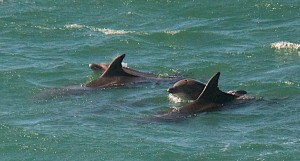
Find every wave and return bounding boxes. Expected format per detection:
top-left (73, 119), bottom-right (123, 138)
top-left (64, 24), bottom-right (131, 35)
top-left (90, 27), bottom-right (131, 35)
top-left (163, 30), bottom-right (182, 35)
top-left (64, 24), bottom-right (182, 36)
top-left (64, 24), bottom-right (84, 29)
top-left (271, 41), bottom-right (300, 50)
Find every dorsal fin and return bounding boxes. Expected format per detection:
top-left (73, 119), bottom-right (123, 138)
top-left (195, 72), bottom-right (220, 101)
top-left (100, 54), bottom-right (136, 77)
top-left (195, 72), bottom-right (236, 103)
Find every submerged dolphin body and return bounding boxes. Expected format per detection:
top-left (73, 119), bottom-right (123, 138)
top-left (85, 54), bottom-right (178, 87)
top-left (154, 72), bottom-right (249, 121)
top-left (167, 79), bottom-right (247, 100)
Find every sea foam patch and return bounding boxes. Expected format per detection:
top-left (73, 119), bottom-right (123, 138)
top-left (91, 27), bottom-right (131, 35)
top-left (64, 24), bottom-right (131, 35)
top-left (64, 24), bottom-right (84, 29)
top-left (271, 41), bottom-right (300, 56)
top-left (271, 41), bottom-right (300, 50)
top-left (164, 30), bottom-right (181, 35)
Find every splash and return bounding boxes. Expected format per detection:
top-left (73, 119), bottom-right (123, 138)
top-left (168, 94), bottom-right (184, 103)
top-left (121, 62), bottom-right (128, 68)
top-left (271, 41), bottom-right (300, 50)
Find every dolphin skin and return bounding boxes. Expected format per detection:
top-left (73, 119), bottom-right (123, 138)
top-left (89, 62), bottom-right (157, 78)
top-left (167, 78), bottom-right (247, 100)
top-left (154, 72), bottom-right (249, 121)
top-left (167, 79), bottom-right (206, 100)
top-left (85, 54), bottom-right (178, 88)
top-left (36, 54), bottom-right (180, 101)
top-left (178, 72), bottom-right (239, 114)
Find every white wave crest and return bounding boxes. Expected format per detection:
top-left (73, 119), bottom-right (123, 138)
top-left (64, 24), bottom-right (84, 29)
top-left (164, 30), bottom-right (181, 35)
top-left (91, 27), bottom-right (131, 35)
top-left (64, 24), bottom-right (131, 35)
top-left (271, 41), bottom-right (300, 50)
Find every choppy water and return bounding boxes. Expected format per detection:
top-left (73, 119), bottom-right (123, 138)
top-left (1, 0), bottom-right (300, 160)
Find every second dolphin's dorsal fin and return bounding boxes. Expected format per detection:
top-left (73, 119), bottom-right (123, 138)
top-left (101, 54), bottom-right (137, 77)
top-left (195, 72), bottom-right (221, 101)
top-left (195, 72), bottom-right (236, 103)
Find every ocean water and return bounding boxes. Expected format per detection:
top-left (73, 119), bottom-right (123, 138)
top-left (1, 0), bottom-right (300, 160)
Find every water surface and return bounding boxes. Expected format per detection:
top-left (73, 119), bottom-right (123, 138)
top-left (1, 0), bottom-right (300, 160)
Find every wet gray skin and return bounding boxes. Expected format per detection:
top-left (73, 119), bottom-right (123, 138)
top-left (167, 79), bottom-right (206, 100)
top-left (89, 63), bottom-right (156, 78)
top-left (154, 72), bottom-right (250, 122)
top-left (168, 79), bottom-right (247, 100)
top-left (86, 54), bottom-right (179, 87)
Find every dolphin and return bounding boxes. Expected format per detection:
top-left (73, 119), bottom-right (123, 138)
top-left (89, 62), bottom-right (157, 78)
top-left (89, 63), bottom-right (110, 72)
top-left (35, 54), bottom-right (180, 101)
top-left (154, 72), bottom-right (249, 121)
top-left (167, 79), bottom-right (206, 100)
top-left (85, 54), bottom-right (178, 87)
top-left (167, 78), bottom-right (247, 100)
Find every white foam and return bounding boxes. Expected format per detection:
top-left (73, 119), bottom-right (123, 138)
top-left (121, 62), bottom-right (128, 68)
top-left (271, 41), bottom-right (300, 50)
top-left (168, 94), bottom-right (184, 103)
top-left (91, 27), bottom-right (131, 35)
top-left (64, 24), bottom-right (84, 29)
top-left (35, 26), bottom-right (52, 30)
top-left (282, 80), bottom-right (294, 86)
top-left (164, 30), bottom-right (181, 35)
top-left (64, 24), bottom-right (131, 35)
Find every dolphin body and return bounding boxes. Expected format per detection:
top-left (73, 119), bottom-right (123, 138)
top-left (167, 78), bottom-right (247, 100)
top-left (89, 62), bottom-right (156, 78)
top-left (153, 72), bottom-right (249, 121)
top-left (36, 54), bottom-right (178, 101)
top-left (85, 54), bottom-right (178, 87)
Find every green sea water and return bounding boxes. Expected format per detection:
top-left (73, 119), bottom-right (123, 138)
top-left (1, 0), bottom-right (300, 160)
